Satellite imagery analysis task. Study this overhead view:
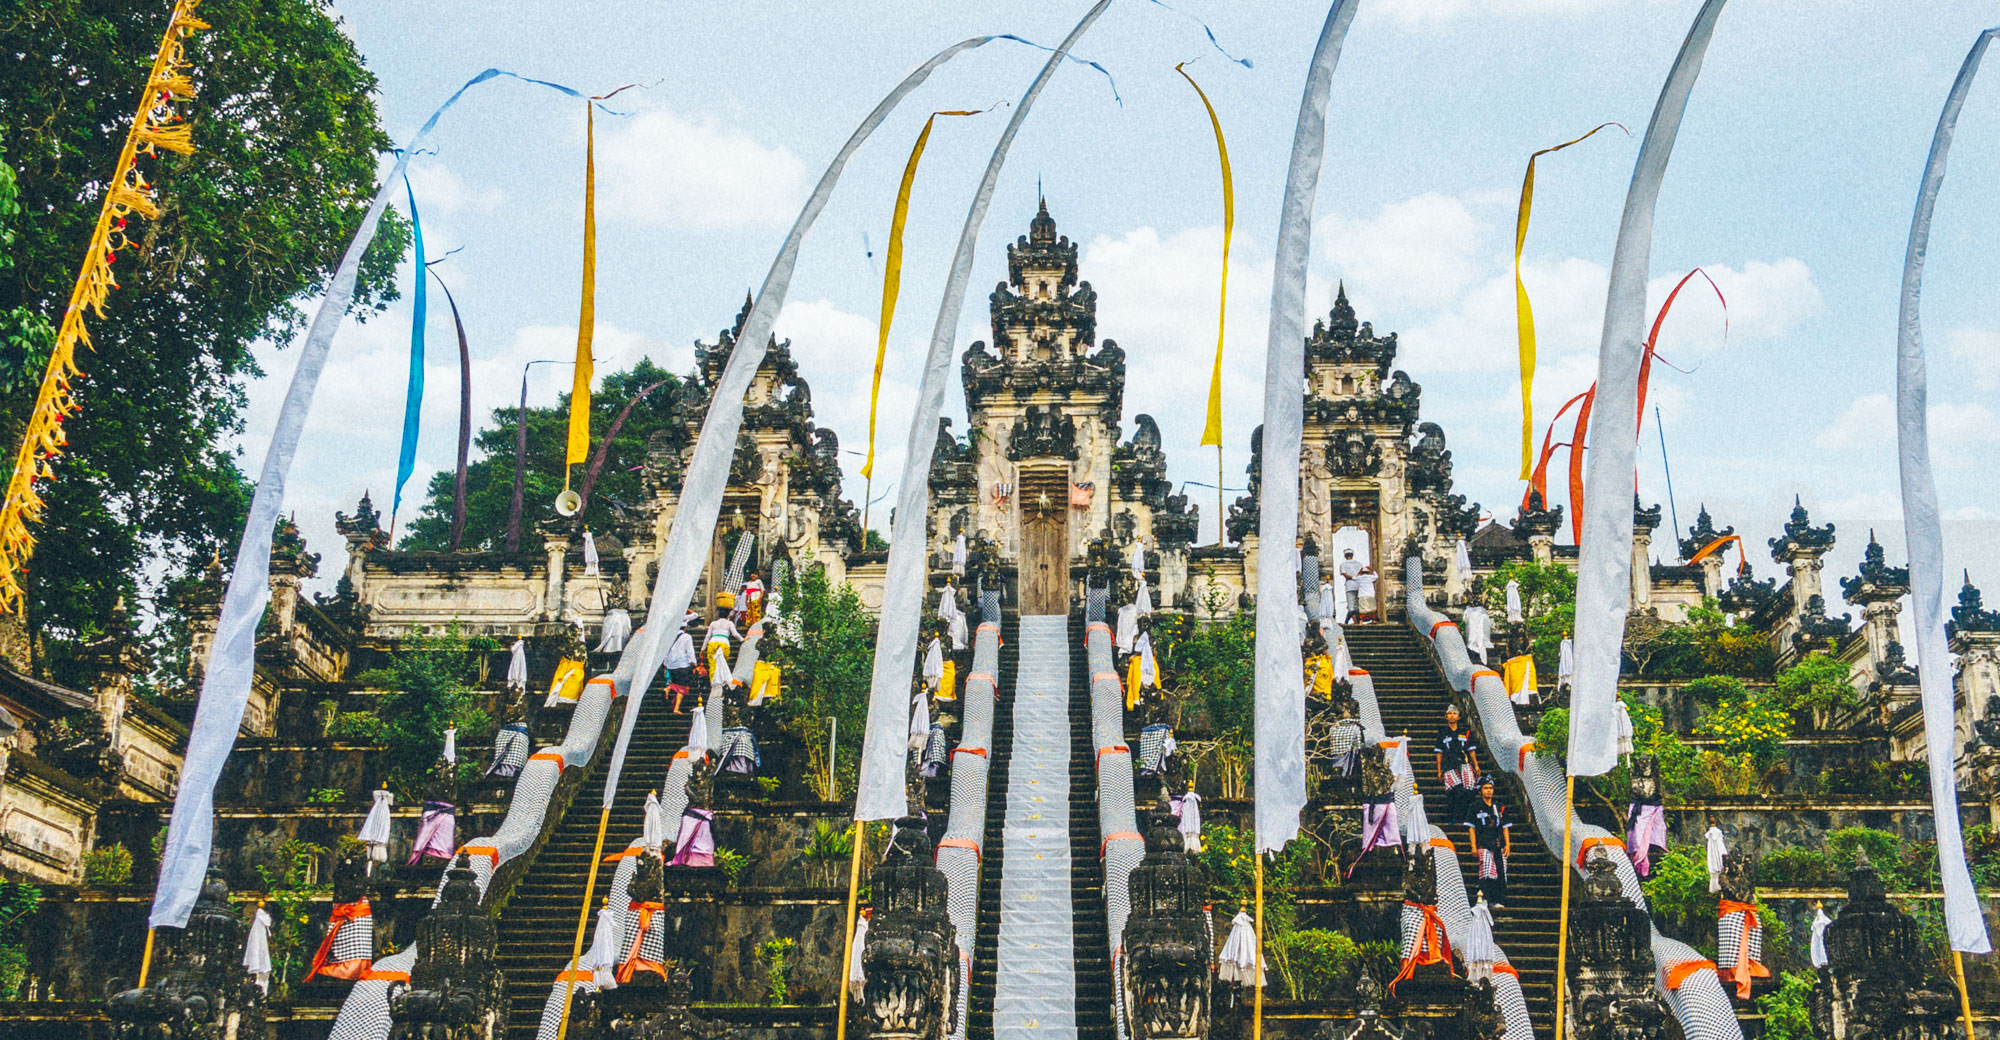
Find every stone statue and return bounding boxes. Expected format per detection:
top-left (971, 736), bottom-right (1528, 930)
top-left (578, 963), bottom-right (723, 1040)
top-left (1565, 857), bottom-right (1674, 1040)
top-left (1811, 852), bottom-right (1961, 1040)
top-left (106, 871), bottom-right (264, 1040)
top-left (1452, 978), bottom-right (1508, 1040)
top-left (860, 815), bottom-right (958, 1040)
top-left (1314, 968), bottom-right (1430, 1040)
top-left (1118, 807), bottom-right (1210, 1040)
top-left (390, 855), bottom-right (505, 1040)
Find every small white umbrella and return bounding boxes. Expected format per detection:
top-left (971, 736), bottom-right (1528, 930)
top-left (597, 608), bottom-right (632, 653)
top-left (507, 639), bottom-right (528, 691)
top-left (1705, 826), bottom-right (1728, 893)
top-left (1810, 906), bottom-right (1833, 968)
top-left (442, 726), bottom-right (456, 765)
top-left (586, 904), bottom-right (623, 988)
top-left (582, 530), bottom-right (601, 576)
top-left (1464, 898), bottom-right (1502, 974)
top-left (1217, 910), bottom-right (1263, 986)
top-left (358, 790), bottom-right (394, 869)
top-left (1455, 539), bottom-right (1473, 575)
top-left (1176, 791), bottom-right (1201, 853)
top-left (243, 905), bottom-right (273, 993)
top-left (642, 790), bottom-right (665, 850)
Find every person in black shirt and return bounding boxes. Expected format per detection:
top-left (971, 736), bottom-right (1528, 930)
top-left (1467, 775), bottom-right (1511, 906)
top-left (1434, 706), bottom-right (1479, 824)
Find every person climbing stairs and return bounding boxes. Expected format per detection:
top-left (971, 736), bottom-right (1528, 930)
top-left (491, 690), bottom-right (691, 1040)
top-left (1343, 624), bottom-right (1562, 1037)
top-left (1066, 612), bottom-right (1116, 1040)
top-left (968, 611), bottom-right (1020, 1039)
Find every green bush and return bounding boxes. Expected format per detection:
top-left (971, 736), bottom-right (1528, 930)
top-left (1532, 707), bottom-right (1569, 765)
top-left (1694, 694), bottom-right (1792, 768)
top-left (1759, 847), bottom-right (1838, 888)
top-left (1630, 600), bottom-right (1776, 678)
top-left (1692, 751), bottom-right (1763, 796)
top-left (253, 839), bottom-right (330, 1002)
top-left (1267, 928), bottom-right (1358, 1001)
top-left (1639, 846), bottom-right (1714, 941)
top-left (82, 843), bottom-right (133, 886)
top-left (1682, 675), bottom-right (1749, 704)
top-left (716, 848), bottom-right (747, 886)
top-left (1484, 561), bottom-right (1575, 675)
top-left (1774, 653), bottom-right (1857, 715)
top-left (0, 880), bottom-right (41, 999)
top-left (755, 937), bottom-right (796, 1005)
top-left (767, 565), bottom-right (875, 801)
top-left (349, 625), bottom-right (496, 800)
top-left (1757, 970), bottom-right (1816, 1040)
top-left (1356, 940), bottom-right (1401, 990)
top-left (1196, 824), bottom-right (1315, 934)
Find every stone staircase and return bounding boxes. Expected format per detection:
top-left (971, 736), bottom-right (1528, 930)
top-left (491, 691), bottom-right (690, 1040)
top-left (968, 611), bottom-right (1020, 1039)
top-left (1065, 613), bottom-right (1116, 1040)
top-left (1343, 624), bottom-right (1561, 1036)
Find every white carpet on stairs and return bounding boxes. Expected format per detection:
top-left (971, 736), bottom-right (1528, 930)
top-left (994, 614), bottom-right (1076, 1040)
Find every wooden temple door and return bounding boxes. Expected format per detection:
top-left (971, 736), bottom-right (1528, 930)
top-left (1019, 470), bottom-right (1070, 615)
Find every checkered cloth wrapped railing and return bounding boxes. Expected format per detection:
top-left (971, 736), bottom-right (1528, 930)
top-left (1084, 621), bottom-right (1143, 1040)
top-left (328, 629), bottom-right (652, 1040)
top-left (1402, 557), bottom-right (1745, 1040)
top-left (934, 615), bottom-right (1003, 1039)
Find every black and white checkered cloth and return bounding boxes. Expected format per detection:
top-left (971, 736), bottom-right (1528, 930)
top-left (933, 618), bottom-right (1002, 1040)
top-left (1400, 559), bottom-right (1746, 1040)
top-left (1086, 622), bottom-right (1143, 1040)
top-left (328, 911), bottom-right (373, 965)
top-left (1301, 555), bottom-right (1321, 620)
top-left (715, 727), bottom-right (760, 774)
top-left (1135, 724), bottom-right (1172, 775)
top-left (487, 723), bottom-right (530, 778)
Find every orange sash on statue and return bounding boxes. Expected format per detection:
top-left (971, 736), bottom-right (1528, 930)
top-left (618, 900), bottom-right (668, 982)
top-left (1663, 957), bottom-right (1716, 990)
top-left (1388, 902), bottom-right (1455, 994)
top-left (1717, 899), bottom-right (1769, 998)
top-left (303, 899), bottom-right (371, 981)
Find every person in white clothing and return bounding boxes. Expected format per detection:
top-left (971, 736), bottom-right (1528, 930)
top-left (1354, 566), bottom-right (1378, 623)
top-left (664, 620), bottom-right (700, 713)
top-left (1338, 550), bottom-right (1365, 622)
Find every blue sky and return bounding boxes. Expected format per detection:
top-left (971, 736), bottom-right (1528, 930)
top-left (247, 1), bottom-right (2000, 650)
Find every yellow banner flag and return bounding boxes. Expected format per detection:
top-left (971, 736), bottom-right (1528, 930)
top-left (566, 103), bottom-right (598, 469)
top-left (1177, 63), bottom-right (1234, 449)
top-left (1513, 121), bottom-right (1624, 478)
top-left (862, 109), bottom-right (987, 481)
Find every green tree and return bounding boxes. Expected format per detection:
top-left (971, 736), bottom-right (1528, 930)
top-left (1484, 560), bottom-right (1575, 674)
top-left (0, 1), bottom-right (407, 676)
top-left (766, 564), bottom-right (874, 800)
top-left (332, 626), bottom-right (494, 798)
top-left (397, 359), bottom-right (684, 551)
top-left (1773, 651), bottom-right (1856, 715)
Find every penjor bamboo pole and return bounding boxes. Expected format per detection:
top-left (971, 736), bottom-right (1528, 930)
top-left (836, 820), bottom-right (867, 1040)
top-left (136, 926), bottom-right (156, 987)
top-left (556, 803), bottom-right (614, 1040)
top-left (1953, 950), bottom-right (1974, 1040)
top-left (1253, 850), bottom-right (1265, 1040)
top-left (1554, 774), bottom-right (1576, 1038)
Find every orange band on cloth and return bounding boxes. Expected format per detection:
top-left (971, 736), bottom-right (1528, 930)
top-left (954, 746), bottom-right (989, 758)
top-left (1348, 668), bottom-right (1369, 677)
top-left (1389, 902), bottom-right (1456, 994)
top-left (528, 751), bottom-right (567, 771)
top-left (618, 901), bottom-right (667, 983)
top-left (1518, 743), bottom-right (1537, 770)
top-left (588, 675), bottom-right (618, 697)
top-left (673, 748), bottom-right (691, 761)
top-left (1491, 962), bottom-right (1520, 979)
top-left (458, 844), bottom-right (500, 867)
top-left (937, 837), bottom-right (980, 861)
top-left (556, 969), bottom-right (593, 983)
top-left (1471, 669), bottom-right (1502, 682)
top-left (1097, 745), bottom-right (1130, 765)
top-left (1087, 622), bottom-right (1112, 636)
top-left (967, 672), bottom-right (997, 687)
top-left (1094, 672), bottom-right (1121, 684)
top-left (1664, 958), bottom-right (1716, 990)
top-left (1576, 836), bottom-right (1621, 866)
top-left (1429, 837), bottom-right (1457, 852)
top-left (1429, 619), bottom-right (1457, 636)
top-left (303, 900), bottom-right (372, 982)
top-left (1716, 899), bottom-right (1770, 998)
top-left (359, 969), bottom-right (410, 983)
top-left (1101, 831), bottom-right (1142, 857)
top-left (977, 623), bottom-right (998, 633)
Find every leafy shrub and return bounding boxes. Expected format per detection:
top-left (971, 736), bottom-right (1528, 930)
top-left (1694, 694), bottom-right (1792, 768)
top-left (1757, 970), bottom-right (1816, 1040)
top-left (0, 880), bottom-right (41, 999)
top-left (83, 843), bottom-right (134, 886)
top-left (1157, 609), bottom-right (1255, 748)
top-left (1532, 707), bottom-right (1568, 765)
top-left (350, 626), bottom-right (496, 800)
top-left (716, 848), bottom-right (747, 886)
top-left (1774, 653), bottom-right (1857, 716)
top-left (1821, 760), bottom-right (1926, 798)
top-left (1759, 847), bottom-right (1838, 888)
top-left (1356, 940), bottom-right (1401, 990)
top-left (252, 839), bottom-right (329, 1002)
top-left (1630, 600), bottom-right (1776, 678)
top-left (308, 787), bottom-right (346, 804)
top-left (767, 565), bottom-right (875, 800)
top-left (1692, 751), bottom-right (1762, 796)
top-left (1682, 675), bottom-right (1749, 704)
top-left (755, 937), bottom-right (796, 1004)
top-left (1639, 846), bottom-right (1714, 942)
top-left (1196, 825), bottom-right (1315, 934)
top-left (801, 820), bottom-right (854, 887)
top-left (1267, 928), bottom-right (1358, 1001)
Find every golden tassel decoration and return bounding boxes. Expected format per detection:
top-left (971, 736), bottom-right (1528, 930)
top-left (0, 0), bottom-right (208, 613)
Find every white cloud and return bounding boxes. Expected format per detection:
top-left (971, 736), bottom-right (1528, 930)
top-left (597, 108), bottom-right (807, 231)
top-left (770, 298), bottom-right (911, 520)
top-left (404, 160), bottom-right (503, 216)
top-left (1318, 193), bottom-right (1487, 309)
top-left (1946, 325), bottom-right (2000, 391)
top-left (1642, 259), bottom-right (1822, 367)
top-left (1814, 391), bottom-right (1998, 456)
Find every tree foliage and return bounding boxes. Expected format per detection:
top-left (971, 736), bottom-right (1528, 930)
top-left (1625, 599), bottom-right (1775, 678)
top-left (397, 359), bottom-right (684, 551)
top-left (330, 626), bottom-right (494, 798)
top-left (0, 0), bottom-right (407, 673)
top-left (1483, 560), bottom-right (1574, 674)
top-left (766, 563), bottom-right (874, 800)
